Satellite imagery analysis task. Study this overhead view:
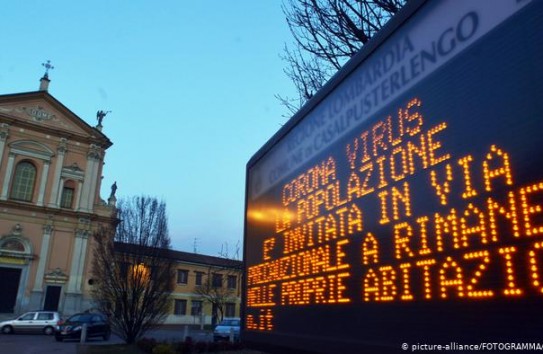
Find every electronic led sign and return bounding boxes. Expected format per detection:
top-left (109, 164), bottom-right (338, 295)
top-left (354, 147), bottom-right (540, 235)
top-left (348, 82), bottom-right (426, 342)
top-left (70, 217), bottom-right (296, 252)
top-left (244, 0), bottom-right (543, 352)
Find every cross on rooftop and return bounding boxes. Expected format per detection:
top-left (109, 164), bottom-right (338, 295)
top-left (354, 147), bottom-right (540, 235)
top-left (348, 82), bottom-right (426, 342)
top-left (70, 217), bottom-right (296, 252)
top-left (42, 60), bottom-right (54, 76)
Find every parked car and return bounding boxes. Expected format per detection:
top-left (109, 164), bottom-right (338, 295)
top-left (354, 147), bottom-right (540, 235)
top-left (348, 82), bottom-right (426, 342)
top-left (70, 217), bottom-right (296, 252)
top-left (0, 311), bottom-right (61, 335)
top-left (54, 312), bottom-right (111, 342)
top-left (213, 317), bottom-right (240, 342)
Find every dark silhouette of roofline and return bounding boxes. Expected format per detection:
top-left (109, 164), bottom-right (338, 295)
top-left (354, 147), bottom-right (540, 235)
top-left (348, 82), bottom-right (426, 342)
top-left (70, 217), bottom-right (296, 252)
top-left (114, 242), bottom-right (243, 269)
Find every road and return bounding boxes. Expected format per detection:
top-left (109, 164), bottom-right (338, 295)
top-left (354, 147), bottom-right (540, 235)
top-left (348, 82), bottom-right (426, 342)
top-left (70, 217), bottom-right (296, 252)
top-left (0, 327), bottom-right (213, 354)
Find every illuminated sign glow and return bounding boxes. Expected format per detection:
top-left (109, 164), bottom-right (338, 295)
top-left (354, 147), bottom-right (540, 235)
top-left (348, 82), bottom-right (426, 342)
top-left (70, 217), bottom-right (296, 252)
top-left (247, 97), bottom-right (543, 308)
top-left (244, 0), bottom-right (543, 352)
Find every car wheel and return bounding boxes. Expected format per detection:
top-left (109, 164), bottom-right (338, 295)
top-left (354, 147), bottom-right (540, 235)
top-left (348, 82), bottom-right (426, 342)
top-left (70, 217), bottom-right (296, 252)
top-left (43, 326), bottom-right (54, 335)
top-left (1, 325), bottom-right (13, 334)
top-left (55, 336), bottom-right (63, 342)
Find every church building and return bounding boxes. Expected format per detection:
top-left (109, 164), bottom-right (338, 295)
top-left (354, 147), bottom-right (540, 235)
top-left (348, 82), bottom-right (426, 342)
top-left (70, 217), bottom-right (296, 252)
top-left (0, 63), bottom-right (116, 316)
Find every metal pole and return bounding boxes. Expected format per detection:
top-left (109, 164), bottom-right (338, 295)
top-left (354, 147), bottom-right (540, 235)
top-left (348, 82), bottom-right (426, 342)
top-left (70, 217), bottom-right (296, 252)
top-left (183, 325), bottom-right (189, 341)
top-left (80, 323), bottom-right (88, 343)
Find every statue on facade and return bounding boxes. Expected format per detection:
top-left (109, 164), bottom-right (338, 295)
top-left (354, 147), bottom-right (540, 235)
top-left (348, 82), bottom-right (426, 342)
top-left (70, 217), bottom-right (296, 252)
top-left (110, 181), bottom-right (117, 198)
top-left (96, 110), bottom-right (111, 126)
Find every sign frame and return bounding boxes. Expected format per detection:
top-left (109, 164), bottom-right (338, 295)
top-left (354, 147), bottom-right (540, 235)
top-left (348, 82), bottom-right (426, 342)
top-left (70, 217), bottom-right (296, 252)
top-left (243, 0), bottom-right (543, 352)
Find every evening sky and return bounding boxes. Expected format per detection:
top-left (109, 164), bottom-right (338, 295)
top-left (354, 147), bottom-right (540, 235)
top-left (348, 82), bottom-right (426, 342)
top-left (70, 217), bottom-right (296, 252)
top-left (0, 1), bottom-right (298, 257)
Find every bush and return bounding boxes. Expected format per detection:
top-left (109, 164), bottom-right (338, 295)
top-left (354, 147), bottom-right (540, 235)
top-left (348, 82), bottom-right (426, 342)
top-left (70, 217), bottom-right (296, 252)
top-left (152, 344), bottom-right (175, 354)
top-left (138, 337), bottom-right (245, 354)
top-left (205, 341), bottom-right (228, 352)
top-left (174, 337), bottom-right (193, 354)
top-left (193, 341), bottom-right (204, 353)
top-left (137, 338), bottom-right (158, 354)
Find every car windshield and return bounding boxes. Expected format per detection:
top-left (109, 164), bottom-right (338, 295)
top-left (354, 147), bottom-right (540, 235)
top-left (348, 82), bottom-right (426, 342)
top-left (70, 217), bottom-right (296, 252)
top-left (219, 319), bottom-right (240, 326)
top-left (67, 314), bottom-right (94, 323)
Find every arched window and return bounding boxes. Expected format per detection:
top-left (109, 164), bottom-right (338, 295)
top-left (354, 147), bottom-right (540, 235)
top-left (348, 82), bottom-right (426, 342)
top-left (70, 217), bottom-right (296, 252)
top-left (60, 180), bottom-right (75, 209)
top-left (10, 161), bottom-right (37, 202)
top-left (0, 235), bottom-right (33, 264)
top-left (1, 239), bottom-right (25, 252)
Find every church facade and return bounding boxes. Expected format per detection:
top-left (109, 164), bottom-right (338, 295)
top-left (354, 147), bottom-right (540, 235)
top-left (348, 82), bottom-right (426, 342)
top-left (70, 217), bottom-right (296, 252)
top-left (0, 72), bottom-right (116, 316)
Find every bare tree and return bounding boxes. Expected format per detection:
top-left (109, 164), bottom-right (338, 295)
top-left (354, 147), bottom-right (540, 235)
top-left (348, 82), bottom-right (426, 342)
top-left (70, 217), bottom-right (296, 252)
top-left (91, 196), bottom-right (175, 344)
top-left (278, 0), bottom-right (406, 114)
top-left (195, 261), bottom-right (242, 324)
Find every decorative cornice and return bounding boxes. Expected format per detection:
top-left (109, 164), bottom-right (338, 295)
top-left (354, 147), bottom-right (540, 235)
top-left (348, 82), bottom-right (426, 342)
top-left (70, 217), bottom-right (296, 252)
top-left (11, 223), bottom-right (22, 236)
top-left (0, 232), bottom-right (34, 263)
top-left (0, 115), bottom-right (110, 148)
top-left (23, 106), bottom-right (57, 123)
top-left (0, 250), bottom-right (34, 263)
top-left (78, 217), bottom-right (91, 225)
top-left (44, 267), bottom-right (69, 284)
top-left (58, 137), bottom-right (68, 154)
top-left (76, 217), bottom-right (92, 239)
top-left (0, 106), bottom-right (25, 117)
top-left (61, 163), bottom-right (85, 181)
top-left (9, 140), bottom-right (55, 161)
top-left (43, 224), bottom-right (54, 234)
top-left (75, 229), bottom-right (91, 239)
top-left (87, 144), bottom-right (102, 160)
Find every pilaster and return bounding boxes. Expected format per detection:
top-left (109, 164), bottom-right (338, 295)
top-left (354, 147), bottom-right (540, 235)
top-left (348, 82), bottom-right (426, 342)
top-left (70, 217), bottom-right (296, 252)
top-left (33, 223), bottom-right (54, 291)
top-left (87, 161), bottom-right (99, 211)
top-left (28, 223), bottom-right (55, 310)
top-left (0, 123), bottom-right (10, 168)
top-left (55, 178), bottom-right (65, 206)
top-left (74, 181), bottom-right (83, 211)
top-left (79, 144), bottom-right (101, 212)
top-left (1, 153), bottom-right (16, 200)
top-left (66, 225), bottom-right (90, 293)
top-left (48, 138), bottom-right (67, 207)
top-left (36, 161), bottom-right (50, 206)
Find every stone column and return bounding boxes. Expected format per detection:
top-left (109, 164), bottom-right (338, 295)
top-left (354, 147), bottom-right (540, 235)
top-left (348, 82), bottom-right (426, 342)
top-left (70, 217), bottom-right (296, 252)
top-left (0, 123), bottom-right (10, 168)
top-left (48, 139), bottom-right (67, 208)
top-left (1, 153), bottom-right (16, 200)
top-left (74, 181), bottom-right (83, 211)
top-left (55, 178), bottom-right (65, 206)
top-left (64, 228), bottom-right (90, 314)
top-left (87, 161), bottom-right (100, 211)
top-left (75, 235), bottom-right (89, 292)
top-left (79, 145), bottom-right (101, 213)
top-left (67, 230), bottom-right (86, 293)
top-left (36, 161), bottom-right (50, 206)
top-left (29, 224), bottom-right (54, 309)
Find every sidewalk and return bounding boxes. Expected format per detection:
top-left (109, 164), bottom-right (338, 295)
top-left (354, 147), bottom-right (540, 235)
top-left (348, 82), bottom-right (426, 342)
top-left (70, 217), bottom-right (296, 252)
top-left (144, 324), bottom-right (214, 342)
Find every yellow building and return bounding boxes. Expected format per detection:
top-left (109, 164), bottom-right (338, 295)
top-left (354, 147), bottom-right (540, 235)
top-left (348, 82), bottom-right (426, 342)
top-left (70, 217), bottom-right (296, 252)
top-left (113, 241), bottom-right (243, 326)
top-left (166, 250), bottom-right (242, 326)
top-left (0, 68), bottom-right (116, 316)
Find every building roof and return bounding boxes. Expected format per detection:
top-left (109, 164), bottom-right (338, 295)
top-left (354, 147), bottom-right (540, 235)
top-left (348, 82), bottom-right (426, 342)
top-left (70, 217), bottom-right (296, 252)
top-left (114, 242), bottom-right (243, 269)
top-left (0, 90), bottom-right (112, 148)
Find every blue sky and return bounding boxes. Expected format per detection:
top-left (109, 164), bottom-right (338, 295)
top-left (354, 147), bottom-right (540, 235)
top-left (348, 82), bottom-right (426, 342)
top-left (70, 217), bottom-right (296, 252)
top-left (0, 1), bottom-right (298, 257)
